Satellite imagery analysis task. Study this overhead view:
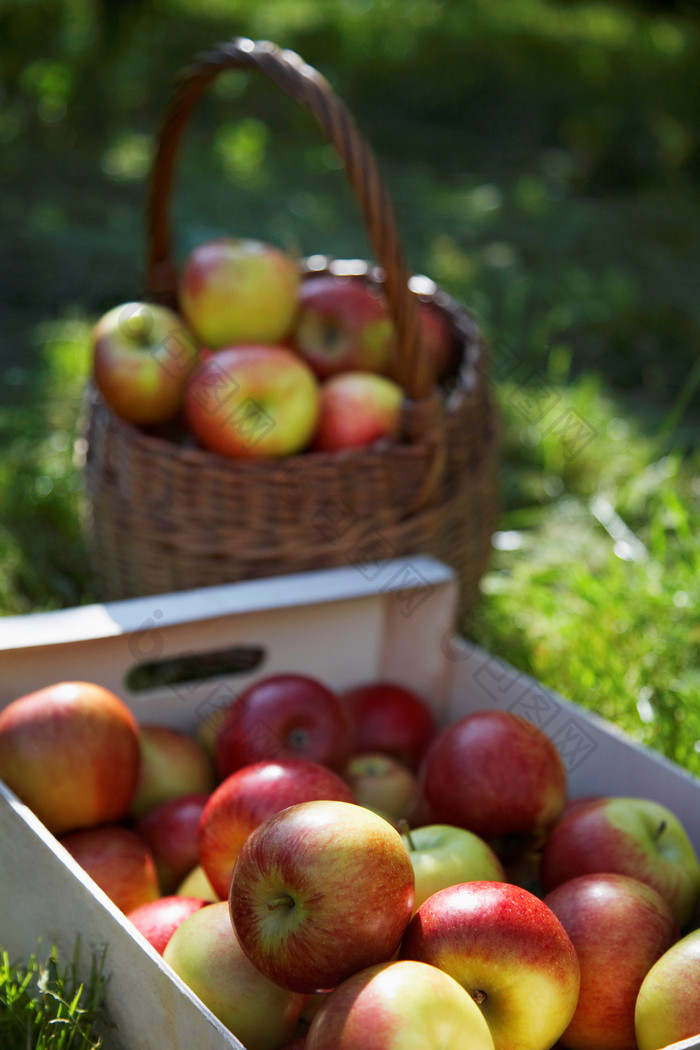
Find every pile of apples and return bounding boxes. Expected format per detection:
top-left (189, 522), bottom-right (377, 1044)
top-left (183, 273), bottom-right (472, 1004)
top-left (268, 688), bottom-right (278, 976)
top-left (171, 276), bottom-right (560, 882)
top-left (1, 676), bottom-right (700, 1050)
top-left (91, 237), bottom-right (456, 458)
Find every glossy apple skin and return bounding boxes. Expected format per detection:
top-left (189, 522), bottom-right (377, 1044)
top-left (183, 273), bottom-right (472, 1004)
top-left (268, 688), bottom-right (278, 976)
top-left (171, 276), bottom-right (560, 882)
top-left (134, 792), bottom-right (210, 895)
top-left (635, 928), bottom-right (700, 1050)
top-left (184, 345), bottom-right (320, 460)
top-left (179, 237), bottom-right (300, 349)
top-left (198, 758), bottom-right (355, 900)
top-left (58, 825), bottom-right (160, 914)
top-left (126, 895), bottom-right (210, 955)
top-left (544, 873), bottom-right (679, 1050)
top-left (305, 959), bottom-right (496, 1050)
top-left (293, 274), bottom-right (395, 380)
top-left (130, 724), bottom-right (215, 818)
top-left (0, 681), bottom-right (140, 835)
top-left (417, 710), bottom-right (567, 851)
top-left (92, 301), bottom-right (200, 425)
top-left (214, 673), bottom-right (353, 780)
top-left (164, 900), bottom-right (308, 1050)
top-left (400, 880), bottom-right (580, 1050)
top-left (311, 371), bottom-right (403, 453)
top-left (401, 824), bottom-right (505, 911)
top-left (343, 752), bottom-right (418, 823)
top-left (340, 681), bottom-right (437, 771)
top-left (230, 800), bottom-right (415, 994)
top-left (539, 795), bottom-right (700, 928)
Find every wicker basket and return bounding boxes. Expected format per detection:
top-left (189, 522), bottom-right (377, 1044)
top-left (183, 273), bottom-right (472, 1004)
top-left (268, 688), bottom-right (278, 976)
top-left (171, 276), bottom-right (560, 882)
top-left (81, 38), bottom-right (500, 621)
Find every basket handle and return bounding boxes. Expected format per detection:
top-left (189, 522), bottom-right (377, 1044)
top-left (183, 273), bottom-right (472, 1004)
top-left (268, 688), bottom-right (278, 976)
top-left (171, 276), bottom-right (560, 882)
top-left (145, 37), bottom-right (431, 401)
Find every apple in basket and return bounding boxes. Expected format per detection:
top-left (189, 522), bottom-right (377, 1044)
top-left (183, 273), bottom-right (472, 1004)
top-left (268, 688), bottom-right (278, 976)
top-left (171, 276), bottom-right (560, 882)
top-left (179, 236), bottom-right (301, 349)
top-left (91, 301), bottom-right (200, 425)
top-left (229, 799), bottom-right (415, 994)
top-left (0, 680), bottom-right (141, 835)
top-left (312, 371), bottom-right (404, 453)
top-left (292, 272), bottom-right (395, 379)
top-left (184, 344), bottom-right (320, 459)
top-left (304, 959), bottom-right (496, 1050)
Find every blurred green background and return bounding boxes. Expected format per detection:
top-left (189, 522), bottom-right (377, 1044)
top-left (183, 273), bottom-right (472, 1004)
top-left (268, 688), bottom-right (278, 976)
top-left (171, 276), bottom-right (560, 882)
top-left (1, 0), bottom-right (699, 772)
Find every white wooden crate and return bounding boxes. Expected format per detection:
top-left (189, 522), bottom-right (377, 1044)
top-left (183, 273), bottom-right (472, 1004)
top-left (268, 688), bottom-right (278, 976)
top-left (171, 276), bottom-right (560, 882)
top-left (1, 556), bottom-right (699, 1050)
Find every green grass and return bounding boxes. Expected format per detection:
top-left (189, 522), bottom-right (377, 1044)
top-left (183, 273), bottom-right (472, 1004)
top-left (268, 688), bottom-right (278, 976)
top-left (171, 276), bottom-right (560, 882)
top-left (0, 942), bottom-right (112, 1050)
top-left (2, 0), bottom-right (700, 780)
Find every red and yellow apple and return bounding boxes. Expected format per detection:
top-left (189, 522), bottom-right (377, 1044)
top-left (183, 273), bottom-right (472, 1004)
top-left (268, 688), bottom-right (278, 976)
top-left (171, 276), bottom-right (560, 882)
top-left (305, 959), bottom-right (496, 1050)
top-left (92, 301), bottom-right (200, 425)
top-left (179, 237), bottom-right (300, 349)
top-left (58, 824), bottom-right (160, 914)
top-left (184, 344), bottom-right (320, 459)
top-left (130, 723), bottom-right (215, 817)
top-left (400, 880), bottom-right (580, 1050)
top-left (230, 799), bottom-right (415, 994)
top-left (0, 681), bottom-right (140, 835)
top-left (312, 371), bottom-right (403, 453)
top-left (343, 752), bottom-right (419, 824)
top-left (635, 927), bottom-right (700, 1050)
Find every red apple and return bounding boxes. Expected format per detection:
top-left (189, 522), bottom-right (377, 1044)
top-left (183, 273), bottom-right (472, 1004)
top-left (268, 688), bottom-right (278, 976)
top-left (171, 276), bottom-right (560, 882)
top-left (126, 895), bottom-right (210, 955)
top-left (400, 880), bottom-right (581, 1050)
top-left (134, 792), bottom-right (210, 895)
top-left (416, 300), bottom-right (456, 384)
top-left (198, 757), bottom-right (356, 901)
top-left (58, 824), bottom-right (160, 914)
top-left (292, 273), bottom-right (395, 379)
top-left (340, 681), bottom-right (437, 771)
top-left (163, 900), bottom-right (308, 1050)
top-left (130, 723), bottom-right (215, 817)
top-left (305, 959), bottom-right (496, 1050)
top-left (184, 344), bottom-right (320, 460)
top-left (539, 795), bottom-right (700, 928)
top-left (311, 371), bottom-right (403, 453)
top-left (213, 673), bottom-right (353, 780)
top-left (91, 301), bottom-right (200, 425)
top-left (543, 873), bottom-right (679, 1050)
top-left (342, 752), bottom-right (418, 823)
top-left (229, 799), bottom-right (415, 994)
top-left (417, 709), bottom-right (567, 854)
top-left (635, 928), bottom-right (700, 1050)
top-left (0, 681), bottom-right (140, 835)
top-left (179, 237), bottom-right (300, 349)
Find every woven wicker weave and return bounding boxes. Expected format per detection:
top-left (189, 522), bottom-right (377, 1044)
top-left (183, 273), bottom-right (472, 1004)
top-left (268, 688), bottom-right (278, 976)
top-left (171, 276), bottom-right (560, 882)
top-left (81, 38), bottom-right (499, 619)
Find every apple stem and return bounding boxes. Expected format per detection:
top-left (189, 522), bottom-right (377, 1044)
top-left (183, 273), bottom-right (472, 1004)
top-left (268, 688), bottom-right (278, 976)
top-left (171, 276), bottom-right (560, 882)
top-left (396, 818), bottom-right (415, 851)
top-left (266, 893), bottom-right (295, 912)
top-left (471, 990), bottom-right (487, 1006)
top-left (655, 819), bottom-right (667, 841)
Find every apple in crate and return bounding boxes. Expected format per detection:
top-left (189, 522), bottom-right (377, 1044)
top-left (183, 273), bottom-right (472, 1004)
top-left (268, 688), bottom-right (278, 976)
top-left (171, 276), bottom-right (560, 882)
top-left (305, 959), bottom-right (496, 1050)
top-left (343, 752), bottom-right (418, 823)
top-left (544, 872), bottom-right (679, 1050)
top-left (58, 824), bottom-right (160, 914)
top-left (134, 792), bottom-right (210, 895)
top-left (293, 272), bottom-right (395, 379)
top-left (92, 301), bottom-right (199, 424)
top-left (635, 928), bottom-right (700, 1050)
top-left (312, 371), bottom-right (403, 453)
top-left (176, 864), bottom-right (219, 901)
top-left (539, 795), bottom-right (700, 928)
top-left (401, 824), bottom-right (505, 911)
top-left (184, 344), bottom-right (320, 459)
top-left (417, 709), bottom-right (567, 853)
top-left (164, 900), bottom-right (308, 1050)
top-left (179, 236), bottom-right (300, 349)
top-left (198, 757), bottom-right (355, 900)
top-left (0, 680), bottom-right (140, 835)
top-left (214, 673), bottom-right (353, 780)
top-left (230, 799), bottom-right (415, 994)
top-left (340, 680), bottom-right (437, 771)
top-left (130, 723), bottom-right (215, 817)
top-left (127, 895), bottom-right (210, 955)
top-left (400, 880), bottom-right (580, 1050)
